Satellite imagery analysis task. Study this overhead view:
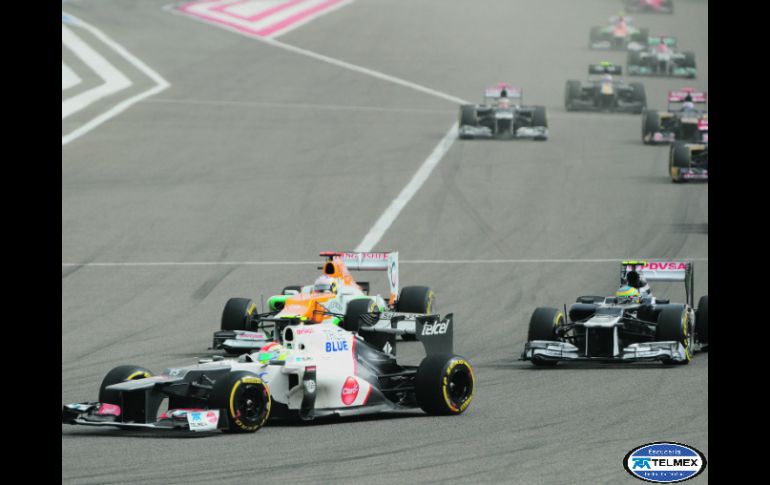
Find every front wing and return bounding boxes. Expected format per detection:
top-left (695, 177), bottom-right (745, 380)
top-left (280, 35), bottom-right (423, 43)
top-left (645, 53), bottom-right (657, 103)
top-left (521, 340), bottom-right (690, 363)
top-left (62, 403), bottom-right (227, 432)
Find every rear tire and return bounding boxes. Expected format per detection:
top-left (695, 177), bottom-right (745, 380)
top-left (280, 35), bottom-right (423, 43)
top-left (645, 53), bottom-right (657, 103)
top-left (565, 80), bottom-right (581, 111)
top-left (221, 298), bottom-right (256, 331)
top-left (630, 82), bottom-right (646, 113)
top-left (99, 365), bottom-right (153, 405)
top-left (209, 371), bottom-right (271, 433)
top-left (415, 354), bottom-right (474, 415)
top-left (343, 298), bottom-right (377, 333)
top-left (682, 52), bottom-right (696, 69)
top-left (528, 307), bottom-right (564, 366)
top-left (642, 110), bottom-right (660, 144)
top-left (656, 305), bottom-right (692, 365)
top-left (396, 286), bottom-right (435, 341)
top-left (695, 295), bottom-right (708, 348)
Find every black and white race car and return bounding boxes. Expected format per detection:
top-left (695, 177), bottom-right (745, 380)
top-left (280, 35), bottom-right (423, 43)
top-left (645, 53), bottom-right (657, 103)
top-left (62, 313), bottom-right (475, 433)
top-left (521, 260), bottom-right (708, 366)
top-left (458, 83), bottom-right (547, 140)
top-left (565, 63), bottom-right (646, 113)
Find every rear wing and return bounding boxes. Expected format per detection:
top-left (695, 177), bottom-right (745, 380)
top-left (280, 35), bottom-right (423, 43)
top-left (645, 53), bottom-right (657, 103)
top-left (484, 84), bottom-right (522, 100)
top-left (668, 89), bottom-right (707, 104)
top-left (648, 36), bottom-right (677, 47)
top-left (620, 260), bottom-right (694, 307)
top-left (589, 63), bottom-right (622, 75)
top-left (320, 251), bottom-right (398, 303)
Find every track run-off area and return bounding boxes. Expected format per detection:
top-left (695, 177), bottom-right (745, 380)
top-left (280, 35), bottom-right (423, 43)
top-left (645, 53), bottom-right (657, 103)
top-left (63, 1), bottom-right (708, 483)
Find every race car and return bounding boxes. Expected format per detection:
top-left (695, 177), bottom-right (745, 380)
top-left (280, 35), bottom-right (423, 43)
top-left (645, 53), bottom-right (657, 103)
top-left (642, 88), bottom-right (707, 144)
top-left (670, 141), bottom-right (707, 182)
top-left (212, 251), bottom-right (436, 353)
top-left (565, 63), bottom-right (646, 113)
top-left (458, 84), bottom-right (547, 140)
top-left (627, 37), bottom-right (696, 78)
top-left (589, 13), bottom-right (648, 50)
top-left (62, 312), bottom-right (475, 433)
top-left (521, 260), bottom-right (708, 365)
top-left (624, 0), bottom-right (674, 14)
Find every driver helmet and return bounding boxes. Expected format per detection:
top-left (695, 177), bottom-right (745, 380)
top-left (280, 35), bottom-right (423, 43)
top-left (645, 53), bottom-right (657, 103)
top-left (682, 101), bottom-right (695, 111)
top-left (602, 74), bottom-right (613, 83)
top-left (257, 342), bottom-right (286, 364)
top-left (313, 275), bottom-right (337, 294)
top-left (615, 285), bottom-right (640, 302)
top-left (499, 97), bottom-right (511, 108)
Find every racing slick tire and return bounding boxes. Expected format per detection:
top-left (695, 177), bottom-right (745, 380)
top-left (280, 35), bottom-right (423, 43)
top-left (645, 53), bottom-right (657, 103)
top-left (343, 298), bottom-right (378, 333)
top-left (565, 80), bottom-right (581, 111)
top-left (670, 142), bottom-right (691, 182)
top-left (533, 105), bottom-right (548, 128)
top-left (459, 105), bottom-right (478, 138)
top-left (656, 305), bottom-right (693, 365)
top-left (588, 26), bottom-right (602, 46)
top-left (221, 297), bottom-right (256, 331)
top-left (636, 28), bottom-right (649, 44)
top-left (642, 110), bottom-right (660, 144)
top-left (396, 286), bottom-right (435, 340)
top-left (627, 50), bottom-right (642, 71)
top-left (630, 82), bottom-right (647, 113)
top-left (282, 285), bottom-right (302, 295)
top-left (528, 307), bottom-right (565, 366)
top-left (98, 365), bottom-right (153, 405)
top-left (695, 295), bottom-right (708, 348)
top-left (415, 353), bottom-right (474, 416)
top-left (209, 371), bottom-right (271, 433)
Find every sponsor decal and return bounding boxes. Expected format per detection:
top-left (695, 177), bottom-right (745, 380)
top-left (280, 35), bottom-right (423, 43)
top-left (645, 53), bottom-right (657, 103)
top-left (96, 403), bottom-right (121, 416)
top-left (341, 376), bottom-right (359, 405)
top-left (325, 339), bottom-right (349, 353)
top-left (643, 262), bottom-right (686, 271)
top-left (236, 332), bottom-right (266, 340)
top-left (421, 320), bottom-right (449, 336)
top-left (296, 327), bottom-right (314, 335)
top-left (187, 410), bottom-right (219, 432)
top-left (624, 442), bottom-right (707, 483)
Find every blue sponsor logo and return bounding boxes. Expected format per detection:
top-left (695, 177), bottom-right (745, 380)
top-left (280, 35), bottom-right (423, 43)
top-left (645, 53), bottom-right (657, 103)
top-left (189, 412), bottom-right (202, 422)
top-left (325, 340), bottom-right (349, 353)
top-left (624, 442), bottom-right (707, 483)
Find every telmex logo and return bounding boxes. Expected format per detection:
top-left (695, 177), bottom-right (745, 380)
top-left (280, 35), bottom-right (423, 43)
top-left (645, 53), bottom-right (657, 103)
top-left (624, 442), bottom-right (707, 483)
top-left (644, 262), bottom-right (686, 271)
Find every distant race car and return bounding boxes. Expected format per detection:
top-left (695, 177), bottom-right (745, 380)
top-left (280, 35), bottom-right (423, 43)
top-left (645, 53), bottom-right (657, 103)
top-left (521, 260), bottom-right (708, 365)
top-left (565, 63), bottom-right (646, 113)
top-left (458, 83), bottom-right (547, 140)
top-left (212, 251), bottom-right (437, 353)
top-left (670, 141), bottom-right (708, 182)
top-left (624, 0), bottom-right (674, 13)
top-left (627, 37), bottom-right (696, 78)
top-left (589, 14), bottom-right (648, 50)
top-left (62, 310), bottom-right (475, 433)
top-left (642, 88), bottom-right (707, 144)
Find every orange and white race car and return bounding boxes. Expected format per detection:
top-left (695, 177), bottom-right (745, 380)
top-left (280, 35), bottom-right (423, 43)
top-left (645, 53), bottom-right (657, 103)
top-left (212, 251), bottom-right (438, 353)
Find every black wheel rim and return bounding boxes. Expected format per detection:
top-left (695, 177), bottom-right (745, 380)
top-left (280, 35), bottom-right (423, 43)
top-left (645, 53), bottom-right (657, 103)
top-left (447, 366), bottom-right (473, 407)
top-left (236, 385), bottom-right (268, 425)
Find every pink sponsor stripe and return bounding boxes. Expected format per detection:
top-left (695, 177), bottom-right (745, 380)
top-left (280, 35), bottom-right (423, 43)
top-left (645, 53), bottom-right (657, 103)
top-left (255, 0), bottom-right (343, 37)
top-left (214, 0), bottom-right (311, 23)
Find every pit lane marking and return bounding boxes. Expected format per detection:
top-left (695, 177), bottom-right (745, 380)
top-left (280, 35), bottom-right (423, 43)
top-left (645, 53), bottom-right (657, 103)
top-left (62, 258), bottom-right (709, 268)
top-left (62, 12), bottom-right (170, 146)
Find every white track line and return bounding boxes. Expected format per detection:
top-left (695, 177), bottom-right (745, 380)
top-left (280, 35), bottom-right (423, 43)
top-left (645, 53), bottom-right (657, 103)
top-left (62, 258), bottom-right (709, 268)
top-left (355, 122), bottom-right (459, 252)
top-left (61, 61), bottom-right (81, 91)
top-left (62, 12), bottom-right (170, 146)
top-left (145, 97), bottom-right (454, 114)
top-left (61, 25), bottom-right (132, 119)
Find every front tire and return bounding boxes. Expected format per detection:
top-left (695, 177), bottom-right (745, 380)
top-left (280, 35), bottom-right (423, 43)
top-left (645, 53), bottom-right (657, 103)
top-left (656, 305), bottom-right (692, 365)
top-left (528, 307), bottom-right (564, 366)
top-left (415, 354), bottom-right (474, 415)
top-left (695, 295), bottom-right (708, 348)
top-left (642, 110), bottom-right (660, 144)
top-left (670, 142), bottom-right (691, 182)
top-left (99, 365), bottom-right (153, 404)
top-left (209, 371), bottom-right (271, 433)
top-left (565, 80), bottom-right (581, 111)
top-left (221, 297), bottom-right (256, 331)
top-left (396, 286), bottom-right (435, 341)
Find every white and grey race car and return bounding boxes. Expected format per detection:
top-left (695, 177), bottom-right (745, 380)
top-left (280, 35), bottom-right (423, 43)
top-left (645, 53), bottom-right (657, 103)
top-left (521, 260), bottom-right (708, 365)
top-left (62, 313), bottom-right (475, 433)
top-left (458, 83), bottom-right (547, 140)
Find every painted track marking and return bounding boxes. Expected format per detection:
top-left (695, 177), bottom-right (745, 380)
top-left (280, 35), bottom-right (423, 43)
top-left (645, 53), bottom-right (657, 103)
top-left (61, 61), bottom-right (82, 91)
top-left (61, 12), bottom-right (170, 146)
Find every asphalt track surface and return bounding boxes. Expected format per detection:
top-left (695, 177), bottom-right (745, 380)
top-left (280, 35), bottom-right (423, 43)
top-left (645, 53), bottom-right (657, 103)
top-left (62, 1), bottom-right (708, 483)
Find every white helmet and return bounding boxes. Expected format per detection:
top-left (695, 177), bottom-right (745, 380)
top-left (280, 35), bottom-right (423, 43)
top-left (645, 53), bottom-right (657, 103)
top-left (313, 275), bottom-right (336, 294)
top-left (682, 101), bottom-right (695, 111)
